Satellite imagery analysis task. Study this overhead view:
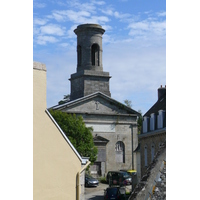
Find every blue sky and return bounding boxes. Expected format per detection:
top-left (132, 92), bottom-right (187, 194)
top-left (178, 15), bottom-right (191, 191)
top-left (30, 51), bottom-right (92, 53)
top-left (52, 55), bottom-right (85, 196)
top-left (33, 0), bottom-right (166, 115)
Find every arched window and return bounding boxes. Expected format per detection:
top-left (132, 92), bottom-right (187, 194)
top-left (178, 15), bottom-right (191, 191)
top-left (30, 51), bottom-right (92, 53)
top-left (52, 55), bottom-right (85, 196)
top-left (144, 145), bottom-right (148, 167)
top-left (77, 45), bottom-right (82, 66)
top-left (115, 141), bottom-right (125, 163)
top-left (151, 143), bottom-right (155, 162)
top-left (91, 44), bottom-right (99, 66)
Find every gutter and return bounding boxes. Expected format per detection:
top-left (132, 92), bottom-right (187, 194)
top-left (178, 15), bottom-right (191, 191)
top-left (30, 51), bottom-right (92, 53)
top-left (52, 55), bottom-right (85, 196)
top-left (77, 160), bottom-right (91, 200)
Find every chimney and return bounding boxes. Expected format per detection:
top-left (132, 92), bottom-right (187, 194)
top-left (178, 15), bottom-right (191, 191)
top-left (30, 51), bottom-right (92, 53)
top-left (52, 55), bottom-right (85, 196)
top-left (158, 85), bottom-right (166, 99)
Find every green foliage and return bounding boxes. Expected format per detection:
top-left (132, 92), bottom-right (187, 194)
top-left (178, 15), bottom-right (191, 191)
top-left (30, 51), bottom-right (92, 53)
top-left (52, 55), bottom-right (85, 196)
top-left (124, 99), bottom-right (132, 108)
top-left (49, 109), bottom-right (98, 164)
top-left (99, 176), bottom-right (107, 184)
top-left (58, 94), bottom-right (70, 105)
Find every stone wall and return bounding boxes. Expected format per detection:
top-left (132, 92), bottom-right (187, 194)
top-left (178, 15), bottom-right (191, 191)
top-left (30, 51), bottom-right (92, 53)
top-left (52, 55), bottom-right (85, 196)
top-left (139, 130), bottom-right (166, 177)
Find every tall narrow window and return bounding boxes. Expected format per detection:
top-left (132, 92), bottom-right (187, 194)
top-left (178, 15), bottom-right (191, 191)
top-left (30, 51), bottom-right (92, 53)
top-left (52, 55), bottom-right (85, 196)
top-left (144, 145), bottom-right (148, 167)
top-left (77, 45), bottom-right (82, 66)
top-left (115, 141), bottom-right (125, 163)
top-left (151, 143), bottom-right (155, 162)
top-left (91, 44), bottom-right (99, 66)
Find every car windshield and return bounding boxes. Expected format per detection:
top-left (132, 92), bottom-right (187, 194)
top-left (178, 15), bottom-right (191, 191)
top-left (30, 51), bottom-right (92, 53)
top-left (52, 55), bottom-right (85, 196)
top-left (121, 171), bottom-right (130, 178)
top-left (107, 188), bottom-right (118, 195)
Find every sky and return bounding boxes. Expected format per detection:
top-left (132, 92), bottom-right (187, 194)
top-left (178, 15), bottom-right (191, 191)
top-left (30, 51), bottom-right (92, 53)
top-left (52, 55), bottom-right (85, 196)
top-left (33, 0), bottom-right (166, 115)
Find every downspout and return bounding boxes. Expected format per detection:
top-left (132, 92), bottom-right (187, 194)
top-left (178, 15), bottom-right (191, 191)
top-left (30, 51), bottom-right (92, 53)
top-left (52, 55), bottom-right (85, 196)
top-left (77, 160), bottom-right (91, 200)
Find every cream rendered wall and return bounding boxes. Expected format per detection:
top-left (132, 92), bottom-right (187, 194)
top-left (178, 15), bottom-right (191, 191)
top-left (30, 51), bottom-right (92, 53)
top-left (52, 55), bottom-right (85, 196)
top-left (33, 62), bottom-right (82, 200)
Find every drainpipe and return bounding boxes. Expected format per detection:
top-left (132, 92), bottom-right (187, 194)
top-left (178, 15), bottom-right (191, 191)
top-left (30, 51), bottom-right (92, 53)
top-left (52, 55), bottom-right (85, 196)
top-left (77, 160), bottom-right (91, 200)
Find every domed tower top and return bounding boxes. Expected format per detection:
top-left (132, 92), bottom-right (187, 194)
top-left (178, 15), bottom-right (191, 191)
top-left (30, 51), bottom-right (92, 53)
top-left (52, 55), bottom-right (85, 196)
top-left (74, 24), bottom-right (105, 72)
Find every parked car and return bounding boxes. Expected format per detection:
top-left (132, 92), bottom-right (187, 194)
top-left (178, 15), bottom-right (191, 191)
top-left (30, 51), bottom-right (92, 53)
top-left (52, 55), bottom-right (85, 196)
top-left (104, 186), bottom-right (121, 200)
top-left (106, 171), bottom-right (132, 186)
top-left (120, 169), bottom-right (137, 176)
top-left (85, 173), bottom-right (99, 187)
top-left (127, 169), bottom-right (137, 176)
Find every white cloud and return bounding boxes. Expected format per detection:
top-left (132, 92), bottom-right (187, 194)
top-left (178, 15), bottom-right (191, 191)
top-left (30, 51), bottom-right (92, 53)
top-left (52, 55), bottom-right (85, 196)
top-left (113, 11), bottom-right (130, 19)
top-left (66, 0), bottom-right (97, 14)
top-left (40, 24), bottom-right (66, 36)
top-left (33, 18), bottom-right (48, 26)
top-left (102, 24), bottom-right (112, 32)
top-left (33, 2), bottom-right (46, 8)
top-left (102, 9), bottom-right (114, 16)
top-left (128, 19), bottom-right (166, 39)
top-left (59, 43), bottom-right (69, 47)
top-left (157, 11), bottom-right (166, 17)
top-left (67, 24), bottom-right (78, 38)
top-left (50, 10), bottom-right (91, 23)
top-left (36, 35), bottom-right (58, 45)
top-left (51, 12), bottom-right (66, 22)
top-left (92, 0), bottom-right (105, 5)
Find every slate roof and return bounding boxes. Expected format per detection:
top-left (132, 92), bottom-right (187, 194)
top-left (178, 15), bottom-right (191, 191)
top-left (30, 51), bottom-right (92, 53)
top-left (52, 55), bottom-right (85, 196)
top-left (143, 91), bottom-right (166, 117)
top-left (129, 142), bottom-right (166, 200)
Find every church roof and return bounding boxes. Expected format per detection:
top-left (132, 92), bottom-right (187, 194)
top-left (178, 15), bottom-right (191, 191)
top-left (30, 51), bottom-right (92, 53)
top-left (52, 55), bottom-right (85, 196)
top-left (49, 91), bottom-right (140, 116)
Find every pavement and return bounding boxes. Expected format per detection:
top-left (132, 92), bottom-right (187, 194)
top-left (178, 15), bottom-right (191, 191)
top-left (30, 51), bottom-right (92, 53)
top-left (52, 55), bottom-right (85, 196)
top-left (85, 183), bottom-right (132, 200)
top-left (85, 183), bottom-right (108, 200)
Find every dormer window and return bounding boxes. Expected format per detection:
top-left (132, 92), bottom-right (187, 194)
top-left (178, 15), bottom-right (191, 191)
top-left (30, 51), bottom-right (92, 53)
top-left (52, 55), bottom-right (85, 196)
top-left (157, 110), bottom-right (165, 129)
top-left (150, 113), bottom-right (156, 131)
top-left (143, 116), bottom-right (149, 133)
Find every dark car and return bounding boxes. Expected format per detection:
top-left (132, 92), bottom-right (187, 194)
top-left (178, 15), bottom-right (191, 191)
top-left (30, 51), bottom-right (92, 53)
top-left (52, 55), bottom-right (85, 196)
top-left (106, 171), bottom-right (132, 186)
top-left (104, 187), bottom-right (121, 200)
top-left (85, 174), bottom-right (99, 187)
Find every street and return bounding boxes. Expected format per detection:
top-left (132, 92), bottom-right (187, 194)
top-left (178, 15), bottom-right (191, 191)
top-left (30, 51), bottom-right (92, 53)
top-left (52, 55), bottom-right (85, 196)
top-left (85, 183), bottom-right (132, 200)
top-left (85, 183), bottom-right (108, 200)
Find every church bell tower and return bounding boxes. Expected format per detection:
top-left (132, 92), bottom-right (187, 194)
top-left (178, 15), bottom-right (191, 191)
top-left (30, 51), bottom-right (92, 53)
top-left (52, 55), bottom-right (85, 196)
top-left (69, 24), bottom-right (111, 101)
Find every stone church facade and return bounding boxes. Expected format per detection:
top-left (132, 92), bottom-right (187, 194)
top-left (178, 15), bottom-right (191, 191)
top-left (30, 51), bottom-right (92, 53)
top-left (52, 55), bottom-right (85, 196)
top-left (51, 24), bottom-right (140, 177)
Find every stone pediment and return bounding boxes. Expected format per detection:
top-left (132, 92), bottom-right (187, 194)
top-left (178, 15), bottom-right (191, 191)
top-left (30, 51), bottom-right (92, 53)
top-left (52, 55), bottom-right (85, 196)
top-left (51, 92), bottom-right (139, 116)
top-left (93, 135), bottom-right (109, 144)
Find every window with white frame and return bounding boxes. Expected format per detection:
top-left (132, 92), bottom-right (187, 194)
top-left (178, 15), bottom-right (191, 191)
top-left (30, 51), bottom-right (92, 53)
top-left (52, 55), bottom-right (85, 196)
top-left (157, 110), bottom-right (164, 129)
top-left (150, 113), bottom-right (156, 131)
top-left (143, 116), bottom-right (149, 133)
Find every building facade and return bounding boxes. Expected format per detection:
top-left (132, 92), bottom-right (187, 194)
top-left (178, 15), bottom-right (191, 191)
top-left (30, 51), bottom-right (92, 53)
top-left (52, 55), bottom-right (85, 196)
top-left (138, 86), bottom-right (166, 177)
top-left (33, 61), bottom-right (89, 200)
top-left (50, 24), bottom-right (140, 177)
